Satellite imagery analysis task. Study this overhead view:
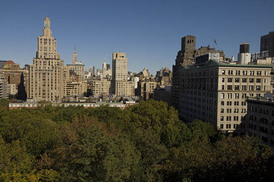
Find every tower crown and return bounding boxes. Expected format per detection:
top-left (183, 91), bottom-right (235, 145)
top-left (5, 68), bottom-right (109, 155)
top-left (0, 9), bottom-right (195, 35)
top-left (43, 17), bottom-right (52, 37)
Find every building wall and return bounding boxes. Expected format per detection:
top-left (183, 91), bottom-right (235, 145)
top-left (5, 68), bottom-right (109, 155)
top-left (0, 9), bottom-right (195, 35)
top-left (28, 17), bottom-right (65, 102)
top-left (115, 81), bottom-right (134, 97)
top-left (1, 70), bottom-right (27, 99)
top-left (0, 72), bottom-right (8, 99)
top-left (91, 79), bottom-right (111, 96)
top-left (65, 82), bottom-right (87, 98)
top-left (112, 52), bottom-right (128, 82)
top-left (179, 60), bottom-right (273, 133)
top-left (111, 52), bottom-right (133, 96)
top-left (67, 64), bottom-right (85, 82)
top-left (245, 98), bottom-right (274, 148)
top-left (261, 31), bottom-right (274, 57)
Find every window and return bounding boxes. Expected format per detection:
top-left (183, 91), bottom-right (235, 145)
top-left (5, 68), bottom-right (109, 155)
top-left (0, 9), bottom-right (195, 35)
top-left (220, 124), bottom-right (223, 129)
top-left (227, 109), bottom-right (232, 113)
top-left (227, 85), bottom-right (232, 90)
top-left (241, 101), bottom-right (246, 106)
top-left (256, 79), bottom-right (261, 83)
top-left (221, 101), bottom-right (224, 105)
top-left (221, 109), bottom-right (224, 113)
top-left (249, 85), bottom-right (254, 90)
top-left (250, 71), bottom-right (254, 75)
top-left (222, 70), bottom-right (225, 75)
top-left (222, 85), bottom-right (225, 90)
top-left (242, 85), bottom-right (247, 90)
top-left (226, 124), bottom-right (231, 129)
top-left (235, 93), bottom-right (239, 99)
top-left (234, 116), bottom-right (239, 121)
top-left (235, 78), bottom-right (240, 82)
top-left (228, 78), bottom-right (233, 82)
top-left (256, 86), bottom-right (261, 90)
top-left (227, 101), bottom-right (232, 106)
top-left (222, 78), bottom-right (225, 82)
top-left (220, 116), bottom-right (224, 121)
top-left (227, 93), bottom-right (232, 98)
top-left (249, 78), bottom-right (254, 83)
top-left (221, 93), bottom-right (225, 98)
top-left (227, 116), bottom-right (231, 121)
top-left (236, 70), bottom-right (241, 75)
top-left (257, 71), bottom-right (261, 76)
top-left (235, 85), bottom-right (239, 90)
top-left (242, 78), bottom-right (247, 83)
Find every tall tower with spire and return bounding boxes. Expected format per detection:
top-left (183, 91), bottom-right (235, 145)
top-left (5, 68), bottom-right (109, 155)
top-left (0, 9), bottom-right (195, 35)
top-left (72, 48), bottom-right (78, 64)
top-left (27, 17), bottom-right (65, 102)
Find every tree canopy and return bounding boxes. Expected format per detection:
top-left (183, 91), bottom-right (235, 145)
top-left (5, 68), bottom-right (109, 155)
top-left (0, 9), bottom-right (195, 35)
top-left (0, 99), bottom-right (273, 181)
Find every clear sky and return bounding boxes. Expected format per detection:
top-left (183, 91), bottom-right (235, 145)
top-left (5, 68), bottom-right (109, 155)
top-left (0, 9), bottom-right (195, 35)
top-left (0, 0), bottom-right (273, 75)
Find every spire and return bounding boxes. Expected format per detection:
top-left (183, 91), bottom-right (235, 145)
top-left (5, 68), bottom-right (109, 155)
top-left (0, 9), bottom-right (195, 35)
top-left (72, 48), bottom-right (78, 64)
top-left (103, 59), bottom-right (107, 70)
top-left (43, 17), bottom-right (52, 37)
top-left (44, 17), bottom-right (50, 29)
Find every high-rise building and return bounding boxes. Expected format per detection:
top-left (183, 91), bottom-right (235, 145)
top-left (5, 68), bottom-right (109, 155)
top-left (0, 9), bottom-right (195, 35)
top-left (261, 31), bottom-right (274, 57)
top-left (97, 59), bottom-right (112, 79)
top-left (91, 78), bottom-right (111, 97)
top-left (72, 48), bottom-right (78, 64)
top-left (181, 35), bottom-right (196, 65)
top-left (172, 35), bottom-right (196, 109)
top-left (67, 49), bottom-right (85, 82)
top-left (112, 52), bottom-right (128, 82)
top-left (0, 60), bottom-right (27, 100)
top-left (27, 17), bottom-right (65, 102)
top-left (178, 60), bottom-right (273, 133)
top-left (111, 52), bottom-right (134, 96)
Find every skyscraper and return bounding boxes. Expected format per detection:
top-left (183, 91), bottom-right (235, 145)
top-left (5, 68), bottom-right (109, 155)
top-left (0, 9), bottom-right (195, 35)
top-left (111, 52), bottom-right (134, 96)
top-left (27, 17), bottom-right (65, 102)
top-left (172, 35), bottom-right (196, 109)
top-left (72, 48), bottom-right (78, 64)
top-left (67, 49), bottom-right (85, 82)
top-left (261, 31), bottom-right (274, 57)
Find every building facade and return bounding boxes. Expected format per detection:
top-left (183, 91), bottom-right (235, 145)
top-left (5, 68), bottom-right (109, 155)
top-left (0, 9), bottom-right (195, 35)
top-left (179, 60), bottom-right (273, 133)
top-left (111, 52), bottom-right (134, 96)
top-left (91, 78), bottom-right (111, 97)
top-left (0, 72), bottom-right (8, 99)
top-left (245, 97), bottom-right (274, 148)
top-left (0, 60), bottom-right (27, 99)
top-left (27, 17), bottom-right (65, 102)
top-left (261, 31), bottom-right (274, 57)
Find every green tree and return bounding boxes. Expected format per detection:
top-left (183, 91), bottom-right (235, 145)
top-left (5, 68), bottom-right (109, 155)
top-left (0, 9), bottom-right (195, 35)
top-left (50, 116), bottom-right (140, 182)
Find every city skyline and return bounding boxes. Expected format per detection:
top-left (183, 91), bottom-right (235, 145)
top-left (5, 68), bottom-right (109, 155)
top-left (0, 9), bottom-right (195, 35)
top-left (0, 0), bottom-right (274, 74)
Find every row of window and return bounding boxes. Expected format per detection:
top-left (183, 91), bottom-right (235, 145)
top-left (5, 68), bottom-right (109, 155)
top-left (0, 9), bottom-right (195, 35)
top-left (222, 78), bottom-right (265, 83)
top-left (221, 107), bottom-right (246, 114)
top-left (223, 85), bottom-right (263, 91)
top-left (220, 93), bottom-right (248, 99)
top-left (221, 101), bottom-right (248, 108)
top-left (221, 70), bottom-right (267, 76)
top-left (249, 106), bottom-right (274, 116)
top-left (220, 124), bottom-right (239, 129)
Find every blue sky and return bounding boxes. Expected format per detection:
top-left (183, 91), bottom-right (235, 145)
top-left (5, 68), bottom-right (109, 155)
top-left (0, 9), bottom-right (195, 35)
top-left (0, 0), bottom-right (273, 75)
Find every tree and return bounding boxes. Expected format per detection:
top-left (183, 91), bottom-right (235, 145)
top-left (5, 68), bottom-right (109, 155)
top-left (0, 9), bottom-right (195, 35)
top-left (50, 116), bottom-right (140, 182)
